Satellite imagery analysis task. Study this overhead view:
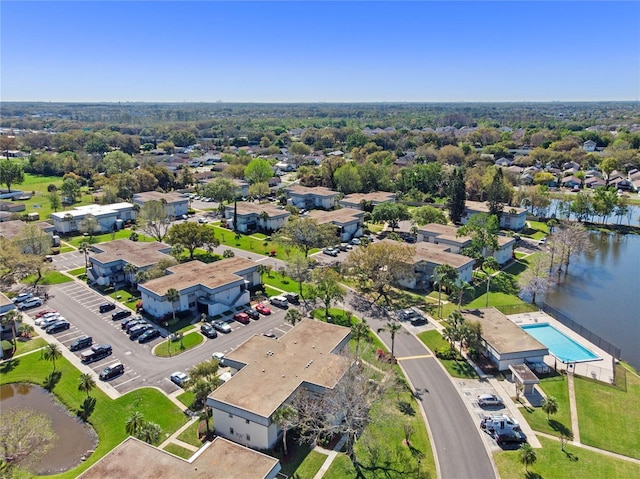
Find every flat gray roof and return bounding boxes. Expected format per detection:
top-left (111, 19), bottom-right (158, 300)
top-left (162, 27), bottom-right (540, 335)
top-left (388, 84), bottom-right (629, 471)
top-left (285, 185), bottom-right (338, 198)
top-left (91, 239), bottom-right (171, 268)
top-left (210, 319), bottom-right (351, 419)
top-left (133, 191), bottom-right (187, 204)
top-left (308, 208), bottom-right (364, 225)
top-left (462, 308), bottom-right (548, 355)
top-left (78, 436), bottom-right (280, 479)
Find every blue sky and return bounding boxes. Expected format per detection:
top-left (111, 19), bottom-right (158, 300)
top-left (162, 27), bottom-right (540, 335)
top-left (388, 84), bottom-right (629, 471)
top-left (2, 1), bottom-right (639, 102)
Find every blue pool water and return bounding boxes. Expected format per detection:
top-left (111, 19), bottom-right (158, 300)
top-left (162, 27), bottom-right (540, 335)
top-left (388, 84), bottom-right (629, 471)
top-left (521, 324), bottom-right (601, 363)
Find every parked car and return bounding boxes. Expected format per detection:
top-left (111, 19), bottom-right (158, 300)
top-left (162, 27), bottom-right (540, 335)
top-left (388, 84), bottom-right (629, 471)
top-left (477, 394), bottom-right (504, 407)
top-left (269, 296), bottom-right (289, 308)
top-left (322, 247), bottom-right (338, 257)
top-left (410, 317), bottom-right (428, 327)
top-left (19, 297), bottom-right (43, 310)
top-left (494, 430), bottom-right (527, 445)
top-left (69, 335), bottom-right (93, 351)
top-left (46, 320), bottom-right (70, 334)
top-left (128, 324), bottom-right (151, 340)
top-left (80, 344), bottom-right (112, 363)
top-left (12, 292), bottom-right (32, 304)
top-left (35, 313), bottom-right (60, 326)
top-left (99, 362), bottom-right (125, 381)
top-left (201, 323), bottom-right (218, 338)
top-left (233, 312), bottom-right (250, 324)
top-left (99, 302), bottom-right (116, 313)
top-left (350, 238), bottom-right (361, 245)
top-left (245, 308), bottom-right (260, 320)
top-left (35, 309), bottom-right (57, 319)
top-left (112, 310), bottom-right (132, 321)
top-left (255, 304), bottom-right (271, 315)
top-left (262, 332), bottom-right (277, 338)
top-left (338, 243), bottom-right (352, 251)
top-left (284, 292), bottom-right (299, 304)
top-left (137, 329), bottom-right (161, 343)
top-left (38, 316), bottom-right (63, 328)
top-left (124, 319), bottom-right (146, 332)
top-left (212, 320), bottom-right (232, 334)
top-left (212, 352), bottom-right (225, 362)
top-left (170, 371), bottom-right (189, 387)
top-left (121, 316), bottom-right (141, 330)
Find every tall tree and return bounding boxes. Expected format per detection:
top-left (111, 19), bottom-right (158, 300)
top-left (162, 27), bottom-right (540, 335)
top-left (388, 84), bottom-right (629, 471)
top-left (15, 224), bottom-right (51, 256)
top-left (125, 411), bottom-right (146, 437)
top-left (377, 321), bottom-right (402, 357)
top-left (451, 279), bottom-right (475, 310)
top-left (433, 264), bottom-right (459, 318)
top-left (202, 177), bottom-right (238, 203)
top-left (78, 240), bottom-right (91, 269)
top-left (448, 168), bottom-right (467, 224)
top-left (244, 159), bottom-right (273, 184)
top-left (272, 405), bottom-right (297, 456)
top-left (518, 443), bottom-right (537, 473)
top-left (104, 150), bottom-right (136, 176)
top-left (486, 168), bottom-right (511, 218)
top-left (480, 256), bottom-right (500, 307)
top-left (0, 408), bottom-right (57, 471)
top-left (541, 396), bottom-right (558, 421)
top-left (351, 319), bottom-right (370, 359)
top-left (43, 343), bottom-right (61, 372)
top-left (0, 310), bottom-right (21, 353)
top-left (48, 191), bottom-right (61, 212)
top-left (138, 199), bottom-right (171, 241)
top-left (166, 222), bottom-right (219, 260)
top-left (411, 205), bottom-right (448, 226)
top-left (165, 288), bottom-right (180, 321)
top-left (274, 217), bottom-right (337, 257)
top-left (458, 212), bottom-right (499, 271)
top-left (284, 254), bottom-right (311, 297)
top-left (519, 253), bottom-right (552, 304)
top-left (0, 159), bottom-right (24, 192)
top-left (309, 268), bottom-right (346, 319)
top-left (78, 373), bottom-right (96, 398)
top-left (371, 202), bottom-right (411, 232)
top-left (78, 214), bottom-right (100, 240)
top-left (60, 177), bottom-right (81, 203)
top-left (285, 308), bottom-right (302, 326)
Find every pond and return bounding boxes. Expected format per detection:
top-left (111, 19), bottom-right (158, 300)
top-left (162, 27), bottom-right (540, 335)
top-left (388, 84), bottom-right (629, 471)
top-left (0, 383), bottom-right (98, 475)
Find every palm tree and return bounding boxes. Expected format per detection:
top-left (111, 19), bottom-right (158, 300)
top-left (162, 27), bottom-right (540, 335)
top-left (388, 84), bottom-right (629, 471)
top-left (272, 404), bottom-right (297, 456)
top-left (541, 395), bottom-right (559, 421)
top-left (134, 270), bottom-right (149, 286)
top-left (518, 443), bottom-right (537, 473)
top-left (139, 421), bottom-right (162, 444)
top-left (433, 264), bottom-right (458, 318)
top-left (125, 411), bottom-right (146, 437)
top-left (123, 263), bottom-right (138, 289)
top-left (43, 343), bottom-right (61, 372)
top-left (79, 240), bottom-right (91, 269)
top-left (285, 308), bottom-right (302, 326)
top-left (481, 256), bottom-right (500, 307)
top-left (165, 288), bottom-right (180, 321)
top-left (377, 321), bottom-right (402, 358)
top-left (78, 373), bottom-right (96, 398)
top-left (448, 310), bottom-right (466, 351)
top-left (1, 309), bottom-right (21, 353)
top-left (350, 319), bottom-right (370, 359)
top-left (451, 279), bottom-right (474, 310)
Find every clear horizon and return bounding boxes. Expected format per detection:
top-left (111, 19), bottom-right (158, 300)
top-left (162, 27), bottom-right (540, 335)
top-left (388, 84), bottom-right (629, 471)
top-left (2, 1), bottom-right (639, 103)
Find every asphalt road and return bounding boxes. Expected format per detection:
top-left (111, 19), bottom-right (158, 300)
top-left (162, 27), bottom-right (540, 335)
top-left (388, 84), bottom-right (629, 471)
top-left (348, 293), bottom-right (496, 479)
top-left (36, 282), bottom-right (293, 395)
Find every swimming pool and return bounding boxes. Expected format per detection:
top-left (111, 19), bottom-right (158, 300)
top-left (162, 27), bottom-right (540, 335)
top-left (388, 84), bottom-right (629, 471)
top-left (521, 323), bottom-right (601, 363)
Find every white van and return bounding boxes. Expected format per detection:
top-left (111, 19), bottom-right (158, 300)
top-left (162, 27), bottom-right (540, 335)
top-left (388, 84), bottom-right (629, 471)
top-left (269, 296), bottom-right (289, 308)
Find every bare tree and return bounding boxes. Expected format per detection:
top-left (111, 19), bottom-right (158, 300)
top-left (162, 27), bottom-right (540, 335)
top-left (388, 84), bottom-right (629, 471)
top-left (519, 253), bottom-right (553, 304)
top-left (0, 408), bottom-right (57, 470)
top-left (138, 199), bottom-right (171, 242)
top-left (552, 222), bottom-right (590, 275)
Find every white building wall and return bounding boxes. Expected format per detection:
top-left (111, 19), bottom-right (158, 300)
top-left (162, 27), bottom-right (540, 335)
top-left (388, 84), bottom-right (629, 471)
top-left (211, 410), bottom-right (274, 450)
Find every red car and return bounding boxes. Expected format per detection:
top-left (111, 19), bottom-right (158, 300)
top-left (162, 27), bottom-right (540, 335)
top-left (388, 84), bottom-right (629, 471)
top-left (233, 312), bottom-right (250, 324)
top-left (35, 309), bottom-right (57, 318)
top-left (255, 304), bottom-right (271, 315)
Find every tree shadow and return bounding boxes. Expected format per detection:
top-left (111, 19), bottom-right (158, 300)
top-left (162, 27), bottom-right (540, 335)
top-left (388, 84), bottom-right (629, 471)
top-left (408, 445), bottom-right (425, 460)
top-left (490, 272), bottom-right (520, 294)
top-left (563, 450), bottom-right (579, 462)
top-left (397, 401), bottom-right (416, 416)
top-left (549, 419), bottom-right (572, 437)
top-left (0, 358), bottom-right (19, 373)
top-left (43, 370), bottom-right (62, 391)
top-left (77, 396), bottom-right (96, 421)
top-left (525, 472), bottom-right (543, 479)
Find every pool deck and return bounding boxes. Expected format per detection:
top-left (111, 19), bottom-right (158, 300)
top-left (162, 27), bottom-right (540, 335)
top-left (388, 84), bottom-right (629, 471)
top-left (508, 311), bottom-right (616, 384)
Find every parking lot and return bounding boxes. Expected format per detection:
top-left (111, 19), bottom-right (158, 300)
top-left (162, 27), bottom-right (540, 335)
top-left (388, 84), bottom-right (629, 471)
top-left (50, 250), bottom-right (87, 271)
top-left (29, 281), bottom-right (294, 395)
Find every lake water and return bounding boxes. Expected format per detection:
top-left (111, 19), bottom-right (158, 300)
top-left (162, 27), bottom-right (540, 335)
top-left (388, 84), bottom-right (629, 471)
top-left (547, 199), bottom-right (640, 227)
top-left (0, 383), bottom-right (97, 475)
top-left (542, 231), bottom-right (640, 370)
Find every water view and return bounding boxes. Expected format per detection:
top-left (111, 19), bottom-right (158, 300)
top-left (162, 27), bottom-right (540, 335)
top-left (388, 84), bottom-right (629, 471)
top-left (542, 231), bottom-right (640, 370)
top-left (0, 383), bottom-right (97, 475)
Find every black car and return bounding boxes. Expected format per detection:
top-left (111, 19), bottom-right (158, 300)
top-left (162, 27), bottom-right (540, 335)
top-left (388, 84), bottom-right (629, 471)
top-left (410, 317), bottom-right (428, 327)
top-left (112, 310), bottom-right (132, 321)
top-left (124, 319), bottom-right (146, 332)
top-left (80, 344), bottom-right (112, 363)
top-left (495, 430), bottom-right (527, 445)
top-left (201, 323), bottom-right (218, 338)
top-left (46, 320), bottom-right (70, 334)
top-left (99, 363), bottom-right (124, 381)
top-left (69, 335), bottom-right (93, 351)
top-left (129, 325), bottom-right (152, 340)
top-left (244, 308), bottom-right (260, 320)
top-left (137, 329), bottom-right (160, 343)
top-left (284, 293), bottom-right (300, 304)
top-left (99, 302), bottom-right (116, 313)
top-left (121, 316), bottom-right (141, 330)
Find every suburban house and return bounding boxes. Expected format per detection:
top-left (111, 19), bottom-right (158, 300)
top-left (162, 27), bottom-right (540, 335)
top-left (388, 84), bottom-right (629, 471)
top-left (338, 192), bottom-right (396, 210)
top-left (461, 201), bottom-right (527, 231)
top-left (132, 191), bottom-right (189, 220)
top-left (224, 202), bottom-right (290, 234)
top-left (585, 176), bottom-right (606, 189)
top-left (561, 176), bottom-right (582, 189)
top-left (50, 203), bottom-right (136, 234)
top-left (285, 185), bottom-right (339, 210)
top-left (308, 208), bottom-right (365, 242)
top-left (77, 436), bottom-right (281, 479)
top-left (417, 223), bottom-right (515, 265)
top-left (495, 157), bottom-right (514, 167)
top-left (207, 319), bottom-right (351, 451)
top-left (232, 179), bottom-right (250, 198)
top-left (461, 308), bottom-right (548, 371)
top-left (138, 257), bottom-right (260, 319)
top-left (87, 239), bottom-right (172, 287)
top-left (583, 140), bottom-right (597, 152)
top-left (0, 219), bottom-right (54, 254)
top-left (0, 201), bottom-right (26, 213)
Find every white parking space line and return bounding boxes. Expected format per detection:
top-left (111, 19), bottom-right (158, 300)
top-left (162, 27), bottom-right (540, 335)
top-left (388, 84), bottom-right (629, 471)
top-left (274, 327), bottom-right (288, 334)
top-left (53, 330), bottom-right (79, 340)
top-left (114, 375), bottom-right (141, 388)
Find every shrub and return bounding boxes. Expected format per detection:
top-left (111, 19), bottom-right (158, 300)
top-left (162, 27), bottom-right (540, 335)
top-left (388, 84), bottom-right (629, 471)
top-left (435, 347), bottom-right (461, 360)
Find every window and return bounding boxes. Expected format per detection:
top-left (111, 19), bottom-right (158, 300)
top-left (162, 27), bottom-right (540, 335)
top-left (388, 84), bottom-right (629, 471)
top-left (245, 419), bottom-right (250, 425)
top-left (230, 427), bottom-right (234, 435)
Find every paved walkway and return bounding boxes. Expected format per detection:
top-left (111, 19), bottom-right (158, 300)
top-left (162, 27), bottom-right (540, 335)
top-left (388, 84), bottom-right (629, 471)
top-left (312, 435), bottom-right (348, 479)
top-left (567, 372), bottom-right (581, 444)
top-left (158, 415), bottom-right (200, 452)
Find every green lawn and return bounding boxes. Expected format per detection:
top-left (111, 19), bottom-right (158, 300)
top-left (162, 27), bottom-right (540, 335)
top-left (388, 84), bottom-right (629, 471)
top-left (68, 267), bottom-right (86, 276)
top-left (311, 308), bottom-right (357, 328)
top-left (209, 225), bottom-right (313, 261)
top-left (574, 365), bottom-right (640, 459)
top-left (262, 272), bottom-right (300, 294)
top-left (176, 390), bottom-right (195, 409)
top-left (0, 351), bottom-right (188, 479)
top-left (162, 442), bottom-right (193, 460)
top-left (293, 450), bottom-right (328, 479)
top-left (417, 330), bottom-right (478, 379)
top-left (154, 331), bottom-right (204, 358)
top-left (494, 436), bottom-right (640, 479)
top-left (21, 270), bottom-right (74, 285)
top-left (519, 375), bottom-right (572, 438)
top-left (60, 245), bottom-right (76, 253)
top-left (17, 175), bottom-right (95, 223)
top-left (13, 336), bottom-right (48, 356)
top-left (323, 390), bottom-right (436, 479)
top-left (176, 419), bottom-right (204, 448)
top-left (66, 229), bottom-right (154, 248)
top-left (108, 288), bottom-right (141, 311)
